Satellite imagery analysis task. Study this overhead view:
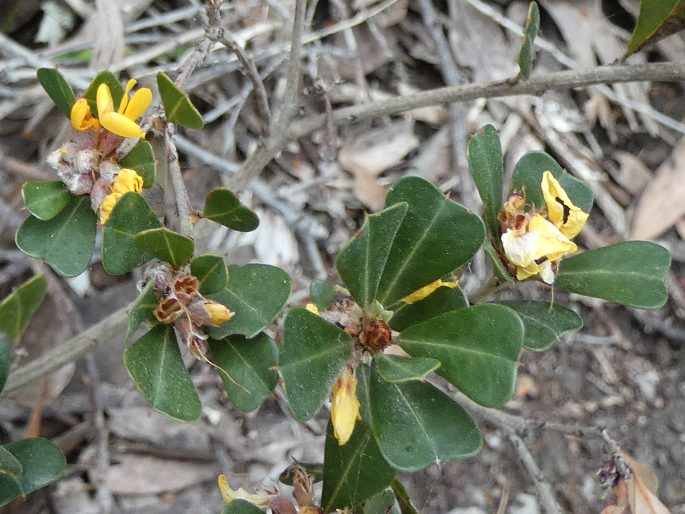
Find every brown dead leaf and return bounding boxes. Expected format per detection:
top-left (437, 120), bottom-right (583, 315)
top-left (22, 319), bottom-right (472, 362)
top-left (612, 151), bottom-right (652, 196)
top-left (627, 475), bottom-right (672, 514)
top-left (632, 137), bottom-right (685, 239)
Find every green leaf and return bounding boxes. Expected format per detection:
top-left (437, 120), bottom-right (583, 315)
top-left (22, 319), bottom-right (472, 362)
top-left (389, 284), bottom-right (468, 332)
top-left (511, 151), bottom-right (593, 213)
top-left (377, 177), bottom-right (486, 306)
top-left (497, 300), bottom-right (582, 351)
top-left (156, 72), bottom-right (204, 129)
top-left (126, 281), bottom-right (159, 343)
top-left (0, 446), bottom-right (22, 479)
top-left (133, 227), bottom-right (194, 269)
top-left (322, 421), bottom-right (395, 512)
top-left (278, 461), bottom-right (324, 485)
top-left (36, 68), bottom-right (76, 118)
top-left (119, 140), bottom-right (156, 187)
top-left (203, 188), bottom-right (259, 232)
top-left (362, 490), bottom-right (397, 514)
top-left (0, 275), bottom-right (48, 341)
top-left (16, 195), bottom-right (97, 277)
top-left (516, 1), bottom-right (540, 81)
top-left (0, 438), bottom-right (66, 507)
top-left (391, 479), bottom-right (419, 514)
top-left (124, 325), bottom-right (201, 422)
top-left (221, 500), bottom-right (266, 514)
top-left (209, 333), bottom-right (278, 413)
top-left (0, 336), bottom-right (10, 394)
top-left (22, 181), bottom-right (71, 221)
top-left (556, 241), bottom-right (670, 309)
top-left (375, 354), bottom-right (440, 383)
top-left (466, 124), bottom-right (503, 236)
top-left (625, 0), bottom-right (685, 57)
top-left (360, 365), bottom-right (482, 471)
top-left (484, 240), bottom-right (514, 283)
top-left (398, 304), bottom-right (523, 407)
top-left (207, 264), bottom-right (291, 339)
top-left (103, 193), bottom-right (161, 275)
top-left (191, 254), bottom-right (228, 295)
top-left (279, 308), bottom-right (353, 421)
top-left (310, 280), bottom-right (337, 311)
top-left (337, 203), bottom-right (408, 307)
top-left (83, 71), bottom-right (124, 118)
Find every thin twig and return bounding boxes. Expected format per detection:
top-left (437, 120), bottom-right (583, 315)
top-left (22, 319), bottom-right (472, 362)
top-left (164, 129), bottom-right (195, 238)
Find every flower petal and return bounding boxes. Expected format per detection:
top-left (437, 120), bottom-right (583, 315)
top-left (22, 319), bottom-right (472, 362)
top-left (123, 87), bottom-right (152, 121)
top-left (100, 112), bottom-right (146, 139)
top-left (541, 171), bottom-right (589, 238)
top-left (110, 168), bottom-right (144, 195)
top-left (401, 278), bottom-right (458, 304)
top-left (527, 214), bottom-right (576, 261)
top-left (331, 368), bottom-right (360, 445)
top-left (70, 98), bottom-right (99, 131)
top-left (99, 192), bottom-right (121, 225)
top-left (118, 79), bottom-right (137, 114)
top-left (96, 84), bottom-right (114, 118)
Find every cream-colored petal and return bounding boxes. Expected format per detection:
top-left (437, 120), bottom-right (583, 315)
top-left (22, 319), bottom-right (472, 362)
top-left (527, 214), bottom-right (576, 262)
top-left (123, 87), bottom-right (152, 121)
top-left (100, 112), bottom-right (146, 139)
top-left (501, 229), bottom-right (540, 267)
top-left (541, 171), bottom-right (589, 238)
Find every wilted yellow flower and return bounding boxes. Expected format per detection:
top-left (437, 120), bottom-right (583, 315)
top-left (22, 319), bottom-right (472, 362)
top-left (99, 169), bottom-right (144, 224)
top-left (70, 98), bottom-right (100, 131)
top-left (305, 303), bottom-right (320, 315)
top-left (97, 79), bottom-right (152, 139)
top-left (401, 278), bottom-right (458, 304)
top-left (217, 474), bottom-right (272, 509)
top-left (331, 367), bottom-right (360, 445)
top-left (204, 301), bottom-right (233, 326)
top-left (541, 171), bottom-right (589, 239)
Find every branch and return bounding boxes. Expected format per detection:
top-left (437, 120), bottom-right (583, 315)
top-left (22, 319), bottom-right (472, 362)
top-left (164, 129), bottom-right (195, 238)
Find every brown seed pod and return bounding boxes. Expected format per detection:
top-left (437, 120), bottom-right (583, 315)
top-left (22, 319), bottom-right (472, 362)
top-left (173, 274), bottom-right (200, 303)
top-left (361, 318), bottom-right (392, 352)
top-left (154, 297), bottom-right (184, 324)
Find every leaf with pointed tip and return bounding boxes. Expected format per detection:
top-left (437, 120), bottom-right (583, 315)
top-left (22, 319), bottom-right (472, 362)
top-left (398, 304), bottom-right (523, 407)
top-left (37, 68), bottom-right (76, 118)
top-left (0, 438), bottom-right (66, 507)
top-left (133, 227), bottom-right (194, 269)
top-left (0, 446), bottom-right (22, 479)
top-left (497, 300), bottom-right (582, 351)
top-left (516, 1), bottom-right (540, 81)
top-left (221, 500), bottom-right (266, 514)
top-left (377, 177), bottom-right (485, 306)
top-left (279, 309), bottom-right (353, 421)
top-left (203, 188), bottom-right (259, 232)
top-left (83, 70), bottom-right (124, 118)
top-left (310, 280), bottom-right (336, 311)
top-left (389, 285), bottom-right (468, 332)
top-left (467, 124), bottom-right (503, 236)
top-left (126, 281), bottom-right (159, 343)
top-left (391, 479), bottom-right (419, 514)
top-left (209, 333), bottom-right (278, 413)
top-left (191, 254), bottom-right (228, 295)
top-left (375, 354), bottom-right (440, 383)
top-left (0, 336), bottom-right (9, 394)
top-left (124, 325), bottom-right (201, 422)
top-left (120, 140), bottom-right (156, 187)
top-left (22, 181), bottom-right (71, 221)
top-left (625, 0), bottom-right (685, 57)
top-left (359, 365), bottom-right (482, 472)
top-left (157, 72), bottom-right (204, 129)
top-left (0, 275), bottom-right (47, 341)
top-left (103, 192), bottom-right (161, 275)
top-left (207, 264), bottom-right (291, 339)
top-left (322, 421), bottom-right (395, 512)
top-left (556, 241), bottom-right (670, 309)
top-left (16, 195), bottom-right (97, 277)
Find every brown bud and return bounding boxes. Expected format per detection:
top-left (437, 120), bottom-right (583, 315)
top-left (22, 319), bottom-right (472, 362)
top-left (154, 297), bottom-right (183, 324)
top-left (361, 319), bottom-right (392, 352)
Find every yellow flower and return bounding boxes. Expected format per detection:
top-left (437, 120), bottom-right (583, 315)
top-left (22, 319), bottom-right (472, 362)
top-left (401, 278), bottom-right (458, 304)
top-left (331, 367), bottom-right (361, 445)
top-left (203, 301), bottom-right (233, 326)
top-left (305, 303), bottom-right (320, 315)
top-left (217, 475), bottom-right (272, 509)
top-left (97, 79), bottom-right (152, 139)
top-left (541, 171), bottom-right (589, 239)
top-left (70, 98), bottom-right (100, 131)
top-left (99, 169), bottom-right (144, 224)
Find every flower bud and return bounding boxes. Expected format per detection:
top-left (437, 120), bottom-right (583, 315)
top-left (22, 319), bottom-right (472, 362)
top-left (331, 367), bottom-right (360, 445)
top-left (203, 301), bottom-right (233, 326)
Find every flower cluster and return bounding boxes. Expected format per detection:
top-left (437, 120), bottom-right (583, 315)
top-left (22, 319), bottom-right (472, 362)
top-left (500, 171), bottom-right (589, 284)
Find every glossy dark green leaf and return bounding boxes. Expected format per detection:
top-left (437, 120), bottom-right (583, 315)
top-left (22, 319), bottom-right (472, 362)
top-left (279, 308), bottom-right (353, 421)
top-left (362, 490), bottom-right (397, 514)
top-left (377, 177), bottom-right (485, 306)
top-left (221, 500), bottom-right (265, 514)
top-left (207, 264), bottom-right (291, 339)
top-left (119, 140), bottom-right (156, 187)
top-left (516, 1), bottom-right (540, 81)
top-left (511, 151), bottom-right (593, 213)
top-left (484, 241), bottom-right (515, 283)
top-left (126, 281), bottom-right (159, 343)
top-left (203, 188), bottom-right (259, 232)
top-left (103, 192), bottom-right (161, 275)
top-left (22, 181), bottom-right (71, 221)
top-left (0, 336), bottom-right (10, 394)
top-left (391, 479), bottom-right (419, 514)
top-left (83, 71), bottom-right (124, 118)
top-left (337, 203), bottom-right (408, 307)
top-left (389, 285), bottom-right (468, 332)
top-left (398, 304), bottom-right (523, 407)
top-left (157, 72), bottom-right (204, 129)
top-left (375, 354), bottom-right (440, 383)
top-left (191, 254), bottom-right (228, 295)
top-left (625, 0), bottom-right (685, 57)
top-left (0, 438), bottom-right (66, 507)
top-left (124, 325), bottom-right (201, 422)
top-left (497, 300), bottom-right (582, 351)
top-left (556, 241), bottom-right (670, 308)
top-left (0, 275), bottom-right (48, 341)
top-left (322, 421), bottom-right (395, 512)
top-left (133, 227), bottom-right (194, 269)
top-left (278, 461), bottom-right (324, 486)
top-left (361, 365), bottom-right (482, 471)
top-left (16, 195), bottom-right (97, 277)
top-left (36, 68), bottom-right (76, 118)
top-left (310, 280), bottom-right (337, 311)
top-left (209, 333), bottom-right (278, 413)
top-left (0, 446), bottom-right (22, 479)
top-left (466, 124), bottom-right (503, 236)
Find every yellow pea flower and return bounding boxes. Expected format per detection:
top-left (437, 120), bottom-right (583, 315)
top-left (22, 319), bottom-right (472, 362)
top-left (70, 98), bottom-right (100, 131)
top-left (203, 301), bottom-right (233, 326)
top-left (96, 79), bottom-right (152, 139)
top-left (99, 169), bottom-right (144, 224)
top-left (331, 367), bottom-right (361, 445)
top-left (305, 303), bottom-right (320, 315)
top-left (217, 475), bottom-right (272, 509)
top-left (401, 278), bottom-right (458, 304)
top-left (541, 171), bottom-right (589, 239)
